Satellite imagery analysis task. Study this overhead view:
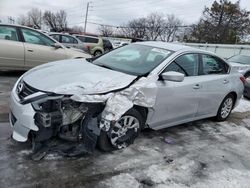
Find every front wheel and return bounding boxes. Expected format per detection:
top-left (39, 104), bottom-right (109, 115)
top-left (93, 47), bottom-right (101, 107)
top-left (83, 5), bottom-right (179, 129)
top-left (97, 108), bottom-right (143, 151)
top-left (215, 94), bottom-right (235, 121)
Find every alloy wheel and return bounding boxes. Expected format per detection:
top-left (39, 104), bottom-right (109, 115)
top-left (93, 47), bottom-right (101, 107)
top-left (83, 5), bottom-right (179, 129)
top-left (221, 97), bottom-right (233, 119)
top-left (110, 115), bottom-right (140, 149)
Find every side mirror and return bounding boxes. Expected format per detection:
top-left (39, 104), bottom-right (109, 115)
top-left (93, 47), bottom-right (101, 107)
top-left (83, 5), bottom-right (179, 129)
top-left (161, 71), bottom-right (184, 82)
top-left (51, 43), bottom-right (62, 49)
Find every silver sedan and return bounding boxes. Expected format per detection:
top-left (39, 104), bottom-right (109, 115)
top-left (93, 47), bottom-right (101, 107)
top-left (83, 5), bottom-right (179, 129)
top-left (9, 42), bottom-right (244, 155)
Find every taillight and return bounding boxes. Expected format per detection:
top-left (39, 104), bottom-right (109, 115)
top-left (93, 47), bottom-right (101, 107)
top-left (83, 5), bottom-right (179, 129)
top-left (240, 76), bottom-right (246, 84)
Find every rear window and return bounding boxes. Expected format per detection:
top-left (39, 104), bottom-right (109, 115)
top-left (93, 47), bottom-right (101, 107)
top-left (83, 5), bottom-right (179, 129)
top-left (85, 37), bottom-right (99, 43)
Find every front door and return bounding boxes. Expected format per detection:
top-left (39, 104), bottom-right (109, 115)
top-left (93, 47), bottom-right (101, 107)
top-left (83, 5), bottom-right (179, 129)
top-left (20, 28), bottom-right (67, 68)
top-left (148, 53), bottom-right (201, 130)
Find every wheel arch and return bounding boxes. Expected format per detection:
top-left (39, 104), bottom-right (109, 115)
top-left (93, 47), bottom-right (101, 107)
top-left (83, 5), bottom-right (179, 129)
top-left (133, 105), bottom-right (148, 128)
top-left (244, 71), bottom-right (250, 77)
top-left (226, 91), bottom-right (237, 108)
top-left (94, 49), bottom-right (103, 55)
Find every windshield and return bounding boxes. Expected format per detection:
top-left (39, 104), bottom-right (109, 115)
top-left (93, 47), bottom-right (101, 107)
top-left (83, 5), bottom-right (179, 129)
top-left (228, 55), bottom-right (250, 65)
top-left (93, 44), bottom-right (173, 76)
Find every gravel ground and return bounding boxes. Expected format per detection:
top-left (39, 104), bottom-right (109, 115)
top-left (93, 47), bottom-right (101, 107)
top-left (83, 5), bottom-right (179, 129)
top-left (0, 72), bottom-right (250, 188)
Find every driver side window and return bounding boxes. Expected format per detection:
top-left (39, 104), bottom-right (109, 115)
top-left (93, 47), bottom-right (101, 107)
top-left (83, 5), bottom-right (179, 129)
top-left (21, 28), bottom-right (55, 46)
top-left (164, 53), bottom-right (199, 76)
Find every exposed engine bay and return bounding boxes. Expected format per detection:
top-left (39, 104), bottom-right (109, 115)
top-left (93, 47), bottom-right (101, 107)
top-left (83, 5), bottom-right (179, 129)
top-left (29, 96), bottom-right (105, 160)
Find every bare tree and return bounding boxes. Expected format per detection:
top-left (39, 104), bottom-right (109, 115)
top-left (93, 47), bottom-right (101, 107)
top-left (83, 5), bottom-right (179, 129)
top-left (17, 15), bottom-right (28, 26)
top-left (43, 11), bottom-right (58, 31)
top-left (145, 13), bottom-right (165, 40)
top-left (70, 26), bottom-right (84, 33)
top-left (43, 10), bottom-right (68, 32)
top-left (98, 25), bottom-right (114, 36)
top-left (118, 12), bottom-right (183, 41)
top-left (56, 10), bottom-right (67, 31)
top-left (120, 18), bottom-right (147, 39)
top-left (18, 8), bottom-right (42, 29)
top-left (28, 8), bottom-right (42, 29)
top-left (161, 14), bottom-right (182, 42)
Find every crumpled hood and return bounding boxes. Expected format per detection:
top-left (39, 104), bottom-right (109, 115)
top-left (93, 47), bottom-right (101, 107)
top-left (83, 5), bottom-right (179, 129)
top-left (22, 59), bottom-right (136, 95)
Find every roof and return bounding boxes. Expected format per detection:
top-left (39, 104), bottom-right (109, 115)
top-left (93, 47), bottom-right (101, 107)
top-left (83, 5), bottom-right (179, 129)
top-left (136, 41), bottom-right (192, 51)
top-left (0, 23), bottom-right (39, 30)
top-left (136, 41), bottom-right (213, 54)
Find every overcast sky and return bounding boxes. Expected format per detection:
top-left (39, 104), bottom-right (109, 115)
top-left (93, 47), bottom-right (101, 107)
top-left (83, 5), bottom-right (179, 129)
top-left (0, 0), bottom-right (250, 33)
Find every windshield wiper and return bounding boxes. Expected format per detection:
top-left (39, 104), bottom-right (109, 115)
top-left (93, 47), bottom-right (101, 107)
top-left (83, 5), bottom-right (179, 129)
top-left (96, 64), bottom-right (114, 70)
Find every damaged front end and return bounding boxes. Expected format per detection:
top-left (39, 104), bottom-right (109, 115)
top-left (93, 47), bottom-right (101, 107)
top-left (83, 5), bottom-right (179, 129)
top-left (9, 79), bottom-right (108, 160)
top-left (30, 96), bottom-right (105, 156)
top-left (10, 72), bottom-right (158, 160)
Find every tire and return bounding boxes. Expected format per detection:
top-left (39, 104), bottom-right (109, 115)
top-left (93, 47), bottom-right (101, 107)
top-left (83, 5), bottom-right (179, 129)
top-left (94, 50), bottom-right (102, 57)
top-left (244, 72), bottom-right (250, 79)
top-left (97, 108), bottom-right (143, 152)
top-left (215, 94), bottom-right (235, 121)
top-left (244, 73), bottom-right (250, 99)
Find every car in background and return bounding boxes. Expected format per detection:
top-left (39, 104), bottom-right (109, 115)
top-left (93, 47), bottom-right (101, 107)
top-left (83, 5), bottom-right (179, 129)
top-left (112, 41), bottom-right (130, 48)
top-left (103, 38), bottom-right (113, 52)
top-left (0, 24), bottom-right (91, 70)
top-left (9, 42), bottom-right (244, 153)
top-left (49, 33), bottom-right (87, 52)
top-left (74, 34), bottom-right (104, 56)
top-left (227, 54), bottom-right (250, 98)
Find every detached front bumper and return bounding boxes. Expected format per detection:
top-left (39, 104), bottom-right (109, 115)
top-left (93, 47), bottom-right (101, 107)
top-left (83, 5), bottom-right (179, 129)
top-left (9, 89), bottom-right (38, 142)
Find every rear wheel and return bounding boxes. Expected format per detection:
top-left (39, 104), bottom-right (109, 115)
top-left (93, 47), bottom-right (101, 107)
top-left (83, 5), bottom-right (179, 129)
top-left (97, 108), bottom-right (143, 151)
top-left (215, 94), bottom-right (235, 121)
top-left (94, 50), bottom-right (102, 57)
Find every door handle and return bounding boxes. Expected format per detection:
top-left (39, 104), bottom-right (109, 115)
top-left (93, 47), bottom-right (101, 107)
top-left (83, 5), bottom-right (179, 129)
top-left (193, 84), bottom-right (200, 89)
top-left (27, 49), bottom-right (33, 52)
top-left (223, 80), bottom-right (229, 84)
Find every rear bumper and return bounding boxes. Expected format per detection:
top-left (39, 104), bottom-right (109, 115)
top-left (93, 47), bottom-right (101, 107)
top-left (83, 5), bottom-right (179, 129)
top-left (9, 89), bottom-right (38, 142)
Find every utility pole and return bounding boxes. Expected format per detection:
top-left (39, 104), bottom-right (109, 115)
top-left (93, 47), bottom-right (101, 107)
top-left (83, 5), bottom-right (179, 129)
top-left (8, 16), bottom-right (15, 24)
top-left (84, 2), bottom-right (90, 33)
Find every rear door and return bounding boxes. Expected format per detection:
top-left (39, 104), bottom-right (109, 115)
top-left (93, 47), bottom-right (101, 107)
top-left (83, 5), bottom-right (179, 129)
top-left (148, 53), bottom-right (201, 129)
top-left (195, 54), bottom-right (231, 116)
top-left (20, 28), bottom-right (67, 68)
top-left (0, 25), bottom-right (24, 69)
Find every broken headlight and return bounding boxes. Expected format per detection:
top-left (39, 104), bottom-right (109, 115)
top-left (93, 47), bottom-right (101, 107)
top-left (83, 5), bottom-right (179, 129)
top-left (32, 97), bottom-right (88, 128)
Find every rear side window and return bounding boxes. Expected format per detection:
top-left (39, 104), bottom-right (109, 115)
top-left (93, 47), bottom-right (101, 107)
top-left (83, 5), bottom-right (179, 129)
top-left (164, 54), bottom-right (199, 76)
top-left (0, 26), bottom-right (19, 41)
top-left (202, 54), bottom-right (228, 75)
top-left (85, 37), bottom-right (99, 43)
top-left (61, 35), bottom-right (78, 44)
top-left (75, 36), bottom-right (85, 42)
